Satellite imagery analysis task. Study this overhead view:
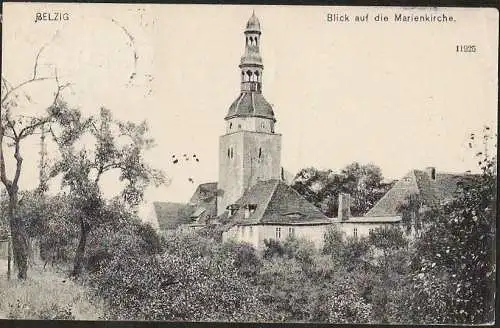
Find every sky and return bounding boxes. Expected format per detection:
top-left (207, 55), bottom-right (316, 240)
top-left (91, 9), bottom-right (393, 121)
top-left (1, 4), bottom-right (498, 216)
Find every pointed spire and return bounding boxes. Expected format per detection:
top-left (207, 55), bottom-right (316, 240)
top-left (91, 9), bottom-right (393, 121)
top-left (240, 12), bottom-right (263, 92)
top-left (246, 10), bottom-right (261, 32)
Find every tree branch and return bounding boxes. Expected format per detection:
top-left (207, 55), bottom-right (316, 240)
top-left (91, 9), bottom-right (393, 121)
top-left (1, 76), bottom-right (56, 106)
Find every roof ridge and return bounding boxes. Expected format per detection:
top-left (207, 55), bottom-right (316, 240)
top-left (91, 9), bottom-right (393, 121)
top-left (235, 92), bottom-right (245, 112)
top-left (258, 180), bottom-right (281, 222)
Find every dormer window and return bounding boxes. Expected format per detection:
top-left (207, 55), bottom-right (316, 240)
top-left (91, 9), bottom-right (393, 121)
top-left (244, 204), bottom-right (257, 219)
top-left (227, 204), bottom-right (240, 216)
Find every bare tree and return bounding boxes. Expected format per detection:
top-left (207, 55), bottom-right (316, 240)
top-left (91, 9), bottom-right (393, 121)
top-left (1, 49), bottom-right (69, 279)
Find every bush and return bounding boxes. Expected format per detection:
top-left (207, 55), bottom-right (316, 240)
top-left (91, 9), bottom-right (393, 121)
top-left (85, 218), bottom-right (162, 273)
top-left (215, 241), bottom-right (262, 278)
top-left (90, 250), bottom-right (270, 321)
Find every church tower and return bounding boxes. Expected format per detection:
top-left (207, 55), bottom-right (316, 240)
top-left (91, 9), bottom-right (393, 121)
top-left (217, 12), bottom-right (282, 215)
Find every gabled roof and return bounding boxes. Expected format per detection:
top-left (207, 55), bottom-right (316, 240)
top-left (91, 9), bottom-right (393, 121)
top-left (152, 202), bottom-right (192, 230)
top-left (365, 169), bottom-right (479, 217)
top-left (188, 182), bottom-right (217, 222)
top-left (189, 182), bottom-right (218, 204)
top-left (230, 179), bottom-right (330, 225)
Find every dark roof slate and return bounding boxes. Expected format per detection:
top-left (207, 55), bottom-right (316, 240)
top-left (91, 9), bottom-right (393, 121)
top-left (152, 202), bottom-right (192, 230)
top-left (188, 182), bottom-right (218, 222)
top-left (365, 170), bottom-right (479, 217)
top-left (225, 92), bottom-right (275, 121)
top-left (230, 179), bottom-right (330, 225)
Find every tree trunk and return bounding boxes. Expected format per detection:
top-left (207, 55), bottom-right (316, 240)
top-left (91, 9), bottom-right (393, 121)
top-left (71, 217), bottom-right (89, 277)
top-left (8, 192), bottom-right (29, 280)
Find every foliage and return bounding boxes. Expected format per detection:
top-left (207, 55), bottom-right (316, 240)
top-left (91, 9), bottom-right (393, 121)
top-left (89, 230), bottom-right (270, 321)
top-left (85, 209), bottom-right (162, 273)
top-left (49, 107), bottom-right (166, 276)
top-left (215, 240), bottom-right (263, 278)
top-left (291, 163), bottom-right (393, 217)
top-left (406, 126), bottom-right (496, 324)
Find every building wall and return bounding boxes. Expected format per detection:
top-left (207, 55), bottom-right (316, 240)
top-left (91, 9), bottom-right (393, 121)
top-left (223, 223), bottom-right (330, 249)
top-left (217, 130), bottom-right (281, 215)
top-left (226, 117), bottom-right (275, 134)
top-left (223, 221), bottom-right (404, 250)
top-left (336, 222), bottom-right (401, 239)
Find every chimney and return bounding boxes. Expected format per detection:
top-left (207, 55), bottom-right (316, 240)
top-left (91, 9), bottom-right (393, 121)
top-left (338, 193), bottom-right (351, 221)
top-left (425, 167), bottom-right (436, 181)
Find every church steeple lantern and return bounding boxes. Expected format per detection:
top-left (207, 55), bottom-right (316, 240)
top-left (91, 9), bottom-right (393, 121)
top-left (240, 12), bottom-right (264, 93)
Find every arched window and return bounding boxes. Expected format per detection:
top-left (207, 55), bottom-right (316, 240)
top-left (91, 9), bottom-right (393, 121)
top-left (227, 148), bottom-right (230, 158)
top-left (255, 71), bottom-right (260, 82)
top-left (246, 70), bottom-right (252, 82)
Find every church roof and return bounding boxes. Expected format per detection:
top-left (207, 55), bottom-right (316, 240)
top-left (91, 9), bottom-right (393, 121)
top-left (365, 169), bottom-right (479, 217)
top-left (230, 179), bottom-right (331, 225)
top-left (225, 92), bottom-right (275, 121)
top-left (245, 12), bottom-right (261, 32)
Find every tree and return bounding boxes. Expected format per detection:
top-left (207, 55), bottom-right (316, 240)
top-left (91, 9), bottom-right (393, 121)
top-left (1, 54), bottom-right (71, 279)
top-left (291, 162), bottom-right (393, 217)
top-left (368, 226), bottom-right (409, 323)
top-left (50, 107), bottom-right (165, 277)
top-left (407, 127), bottom-right (496, 324)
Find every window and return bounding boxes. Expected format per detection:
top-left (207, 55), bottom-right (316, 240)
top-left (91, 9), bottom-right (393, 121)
top-left (238, 124), bottom-right (242, 129)
top-left (248, 204), bottom-right (257, 213)
top-left (249, 226), bottom-right (253, 237)
top-left (229, 122), bottom-right (233, 130)
top-left (241, 226), bottom-right (246, 237)
top-left (227, 148), bottom-right (230, 158)
top-left (258, 147), bottom-right (262, 158)
top-left (353, 228), bottom-right (358, 238)
top-left (288, 227), bottom-right (295, 237)
top-left (230, 147), bottom-right (234, 159)
top-left (275, 227), bottom-right (281, 239)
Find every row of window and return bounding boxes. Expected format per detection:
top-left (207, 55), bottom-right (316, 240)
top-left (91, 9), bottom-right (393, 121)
top-left (241, 70), bottom-right (261, 82)
top-left (246, 36), bottom-right (259, 47)
top-left (229, 122), bottom-right (269, 131)
top-left (275, 227), bottom-right (295, 239)
top-left (226, 147), bottom-right (263, 159)
top-left (239, 226), bottom-right (297, 240)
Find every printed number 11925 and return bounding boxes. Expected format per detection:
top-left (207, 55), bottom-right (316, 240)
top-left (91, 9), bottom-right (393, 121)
top-left (456, 45), bottom-right (477, 53)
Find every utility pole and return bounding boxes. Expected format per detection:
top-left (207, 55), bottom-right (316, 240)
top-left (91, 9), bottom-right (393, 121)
top-left (7, 233), bottom-right (11, 280)
top-left (38, 123), bottom-right (48, 193)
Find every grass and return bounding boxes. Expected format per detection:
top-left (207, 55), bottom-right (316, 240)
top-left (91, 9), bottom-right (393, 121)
top-left (0, 262), bottom-right (105, 320)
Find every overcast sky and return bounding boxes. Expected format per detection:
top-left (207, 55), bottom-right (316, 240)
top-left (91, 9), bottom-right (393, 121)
top-left (2, 4), bottom-right (498, 215)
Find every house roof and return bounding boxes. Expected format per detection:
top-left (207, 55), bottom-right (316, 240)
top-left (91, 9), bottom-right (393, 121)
top-left (365, 169), bottom-right (479, 217)
top-left (230, 179), bottom-right (330, 225)
top-left (152, 202), bottom-right (192, 230)
top-left (188, 182), bottom-right (217, 222)
top-left (225, 92), bottom-right (275, 121)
